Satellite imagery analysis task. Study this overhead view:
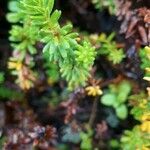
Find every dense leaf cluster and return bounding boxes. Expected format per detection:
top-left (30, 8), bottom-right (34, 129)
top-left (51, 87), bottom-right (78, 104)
top-left (101, 80), bottom-right (131, 119)
top-left (98, 33), bottom-right (125, 64)
top-left (7, 0), bottom-right (96, 89)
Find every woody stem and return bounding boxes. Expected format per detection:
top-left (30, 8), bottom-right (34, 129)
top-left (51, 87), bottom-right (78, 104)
top-left (88, 97), bottom-right (98, 127)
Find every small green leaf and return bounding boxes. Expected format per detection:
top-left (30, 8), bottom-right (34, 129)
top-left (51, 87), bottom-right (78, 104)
top-left (101, 93), bottom-right (116, 106)
top-left (30, 15), bottom-right (45, 25)
top-left (117, 92), bottom-right (128, 104)
top-left (107, 32), bottom-right (115, 42)
top-left (43, 42), bottom-right (51, 53)
top-left (6, 13), bottom-right (21, 23)
top-left (117, 81), bottom-right (131, 103)
top-left (28, 44), bottom-right (37, 54)
top-left (8, 1), bottom-right (20, 12)
top-left (46, 0), bottom-right (54, 14)
top-left (61, 24), bottom-right (73, 35)
top-left (58, 46), bottom-right (67, 59)
top-left (50, 10), bottom-right (61, 24)
top-left (116, 104), bottom-right (128, 119)
top-left (118, 81), bottom-right (131, 95)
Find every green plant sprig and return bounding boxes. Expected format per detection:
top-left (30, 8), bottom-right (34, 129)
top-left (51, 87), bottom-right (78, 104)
top-left (121, 126), bottom-right (150, 150)
top-left (92, 0), bottom-right (117, 15)
top-left (101, 80), bottom-right (131, 119)
top-left (8, 0), bottom-right (96, 90)
top-left (98, 33), bottom-right (125, 64)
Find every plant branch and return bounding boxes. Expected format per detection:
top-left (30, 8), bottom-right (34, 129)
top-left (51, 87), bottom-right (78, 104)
top-left (88, 97), bottom-right (98, 127)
